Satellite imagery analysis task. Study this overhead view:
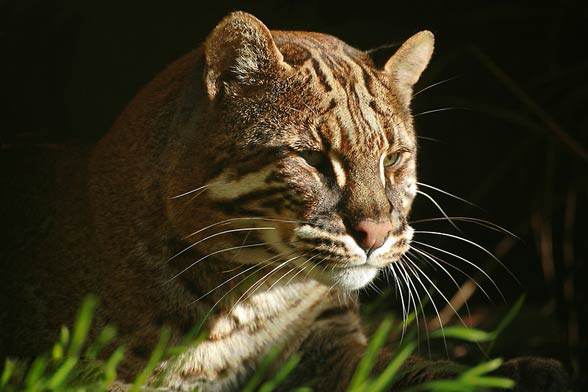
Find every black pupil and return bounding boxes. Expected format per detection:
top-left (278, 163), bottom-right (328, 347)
top-left (387, 153), bottom-right (398, 166)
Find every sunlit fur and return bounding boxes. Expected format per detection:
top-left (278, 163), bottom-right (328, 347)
top-left (0, 11), bottom-right (448, 392)
top-left (154, 12), bottom-right (431, 390)
top-left (0, 10), bottom-right (568, 392)
top-left (177, 31), bottom-right (423, 292)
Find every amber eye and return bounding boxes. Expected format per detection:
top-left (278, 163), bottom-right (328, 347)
top-left (383, 152), bottom-right (402, 168)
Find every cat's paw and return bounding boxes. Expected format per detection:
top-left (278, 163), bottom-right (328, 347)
top-left (495, 357), bottom-right (568, 392)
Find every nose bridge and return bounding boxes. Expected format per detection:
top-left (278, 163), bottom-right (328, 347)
top-left (343, 160), bottom-right (390, 223)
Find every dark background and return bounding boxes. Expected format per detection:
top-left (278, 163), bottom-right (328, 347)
top-left (1, 0), bottom-right (586, 389)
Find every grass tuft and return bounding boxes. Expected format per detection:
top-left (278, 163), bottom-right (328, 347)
top-left (0, 295), bottom-right (520, 391)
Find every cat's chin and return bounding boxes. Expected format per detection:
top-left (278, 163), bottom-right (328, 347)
top-left (318, 265), bottom-right (379, 290)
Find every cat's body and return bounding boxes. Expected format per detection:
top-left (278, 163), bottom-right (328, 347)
top-left (0, 12), bottom-right (567, 391)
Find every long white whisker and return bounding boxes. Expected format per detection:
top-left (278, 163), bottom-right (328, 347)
top-left (393, 261), bottom-right (418, 341)
top-left (185, 217), bottom-right (306, 240)
top-left (416, 190), bottom-right (461, 233)
top-left (409, 248), bottom-right (472, 319)
top-left (398, 257), bottom-right (430, 355)
top-left (166, 241), bottom-right (271, 283)
top-left (285, 254), bottom-right (320, 286)
top-left (410, 216), bottom-right (518, 239)
top-left (406, 253), bottom-right (490, 359)
top-left (171, 183), bottom-right (213, 199)
top-left (414, 231), bottom-right (520, 285)
top-left (401, 256), bottom-right (432, 358)
top-left (372, 282), bottom-right (384, 295)
top-left (417, 136), bottom-right (442, 143)
top-left (417, 182), bottom-right (477, 208)
top-left (192, 250), bottom-right (293, 302)
top-left (412, 76), bottom-right (458, 97)
top-left (413, 107), bottom-right (465, 117)
top-left (303, 255), bottom-right (328, 280)
top-left (169, 227), bottom-right (276, 262)
top-left (265, 253), bottom-right (315, 293)
top-left (230, 253), bottom-right (304, 314)
top-left (404, 257), bottom-right (470, 330)
top-left (230, 230), bottom-right (252, 263)
top-left (191, 250), bottom-right (298, 334)
top-left (389, 263), bottom-right (408, 337)
top-left (412, 240), bottom-right (504, 300)
top-left (399, 258), bottom-right (448, 357)
top-left (411, 244), bottom-right (492, 301)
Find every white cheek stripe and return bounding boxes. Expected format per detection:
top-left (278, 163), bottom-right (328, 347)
top-left (379, 154), bottom-right (386, 186)
top-left (207, 165), bottom-right (274, 200)
top-left (329, 151), bottom-right (347, 188)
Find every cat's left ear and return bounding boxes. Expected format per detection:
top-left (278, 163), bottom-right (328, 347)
top-left (204, 12), bottom-right (290, 100)
top-left (383, 31), bottom-right (434, 104)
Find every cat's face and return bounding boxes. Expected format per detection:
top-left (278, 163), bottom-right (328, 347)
top-left (171, 13), bottom-right (433, 290)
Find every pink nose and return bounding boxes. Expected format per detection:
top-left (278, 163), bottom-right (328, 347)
top-left (353, 220), bottom-right (394, 252)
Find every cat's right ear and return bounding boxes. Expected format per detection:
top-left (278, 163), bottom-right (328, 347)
top-left (383, 31), bottom-right (435, 104)
top-left (204, 12), bottom-right (290, 100)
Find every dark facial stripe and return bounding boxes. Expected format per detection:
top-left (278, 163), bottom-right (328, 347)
top-left (310, 58), bottom-right (333, 92)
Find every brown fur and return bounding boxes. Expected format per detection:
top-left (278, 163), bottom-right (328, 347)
top-left (0, 11), bottom-right (567, 391)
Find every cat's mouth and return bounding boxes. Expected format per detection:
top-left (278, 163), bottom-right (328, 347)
top-left (291, 225), bottom-right (413, 290)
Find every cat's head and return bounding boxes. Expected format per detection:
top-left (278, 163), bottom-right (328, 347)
top-left (169, 12), bottom-right (434, 290)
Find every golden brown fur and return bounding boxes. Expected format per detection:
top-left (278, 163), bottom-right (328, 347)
top-left (0, 11), bottom-right (567, 391)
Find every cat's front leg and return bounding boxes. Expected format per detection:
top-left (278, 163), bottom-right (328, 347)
top-left (288, 312), bottom-right (569, 392)
top-left (383, 353), bottom-right (569, 391)
top-left (492, 356), bottom-right (568, 392)
top-left (280, 304), bottom-right (368, 392)
top-left (282, 308), bottom-right (459, 392)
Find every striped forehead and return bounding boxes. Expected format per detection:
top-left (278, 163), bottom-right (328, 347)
top-left (275, 32), bottom-right (415, 156)
top-left (283, 38), bottom-right (392, 151)
top-left (311, 58), bottom-right (397, 157)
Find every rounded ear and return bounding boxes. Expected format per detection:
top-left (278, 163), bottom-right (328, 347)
top-left (383, 31), bottom-right (435, 104)
top-left (204, 12), bottom-right (289, 100)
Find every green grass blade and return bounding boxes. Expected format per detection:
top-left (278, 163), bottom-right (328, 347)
top-left (494, 294), bottom-right (525, 337)
top-left (430, 326), bottom-right (494, 342)
top-left (130, 326), bottom-right (170, 391)
top-left (487, 294), bottom-right (526, 354)
top-left (392, 312), bottom-right (417, 335)
top-left (102, 347), bottom-right (125, 387)
top-left (401, 379), bottom-right (477, 392)
top-left (59, 326), bottom-right (70, 348)
top-left (348, 316), bottom-right (393, 391)
top-left (51, 326), bottom-right (70, 363)
top-left (365, 342), bottom-right (416, 392)
top-left (258, 354), bottom-right (301, 392)
top-left (85, 325), bottom-right (117, 360)
top-left (0, 359), bottom-right (15, 389)
top-left (461, 376), bottom-right (514, 389)
top-left (66, 295), bottom-right (97, 358)
top-left (51, 343), bottom-right (64, 363)
top-left (23, 356), bottom-right (48, 391)
top-left (166, 328), bottom-right (208, 356)
top-left (45, 357), bottom-right (78, 389)
top-left (460, 358), bottom-right (503, 378)
top-left (241, 347), bottom-right (282, 392)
